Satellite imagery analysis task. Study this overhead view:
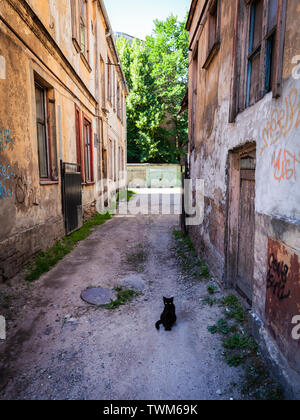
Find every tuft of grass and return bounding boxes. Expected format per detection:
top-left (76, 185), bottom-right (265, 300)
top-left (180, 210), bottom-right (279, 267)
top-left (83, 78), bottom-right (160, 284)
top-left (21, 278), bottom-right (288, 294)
top-left (173, 230), bottom-right (210, 280)
top-left (202, 296), bottom-right (218, 307)
top-left (222, 294), bottom-right (246, 323)
top-left (173, 228), bottom-right (284, 400)
top-left (242, 360), bottom-right (284, 400)
top-left (207, 285), bottom-right (218, 295)
top-left (225, 352), bottom-right (246, 367)
top-left (208, 319), bottom-right (232, 335)
top-left (223, 333), bottom-right (258, 352)
top-left (25, 212), bottom-right (112, 282)
top-left (103, 287), bottom-right (140, 310)
top-left (116, 189), bottom-right (136, 202)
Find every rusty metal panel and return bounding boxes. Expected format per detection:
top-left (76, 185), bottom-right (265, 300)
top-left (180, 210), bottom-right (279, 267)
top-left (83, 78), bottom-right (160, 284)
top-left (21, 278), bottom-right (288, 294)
top-left (265, 239), bottom-right (300, 373)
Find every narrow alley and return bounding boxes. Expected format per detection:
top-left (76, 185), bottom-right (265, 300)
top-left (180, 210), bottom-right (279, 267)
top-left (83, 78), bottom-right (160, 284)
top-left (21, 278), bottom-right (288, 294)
top-left (0, 191), bottom-right (243, 400)
top-left (1, 0), bottom-right (299, 403)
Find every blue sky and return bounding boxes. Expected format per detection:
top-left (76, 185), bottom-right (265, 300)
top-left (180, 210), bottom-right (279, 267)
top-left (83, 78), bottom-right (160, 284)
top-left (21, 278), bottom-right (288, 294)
top-left (104, 0), bottom-right (191, 40)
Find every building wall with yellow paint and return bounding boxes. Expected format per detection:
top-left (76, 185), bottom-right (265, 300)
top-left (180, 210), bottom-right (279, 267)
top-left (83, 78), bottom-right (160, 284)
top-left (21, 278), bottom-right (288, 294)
top-left (0, 0), bottom-right (127, 280)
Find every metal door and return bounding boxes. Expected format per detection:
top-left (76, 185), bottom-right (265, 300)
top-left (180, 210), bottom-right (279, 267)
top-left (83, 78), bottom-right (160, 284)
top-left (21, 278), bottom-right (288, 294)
top-left (61, 162), bottom-right (82, 235)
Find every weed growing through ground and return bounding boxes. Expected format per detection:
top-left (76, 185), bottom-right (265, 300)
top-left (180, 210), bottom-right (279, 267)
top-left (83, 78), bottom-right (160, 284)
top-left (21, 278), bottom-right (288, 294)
top-left (207, 285), bottom-right (218, 295)
top-left (173, 230), bottom-right (210, 279)
top-left (202, 296), bottom-right (218, 307)
top-left (25, 212), bottom-right (112, 282)
top-left (173, 229), bottom-right (283, 400)
top-left (103, 287), bottom-right (140, 310)
top-left (207, 293), bottom-right (283, 400)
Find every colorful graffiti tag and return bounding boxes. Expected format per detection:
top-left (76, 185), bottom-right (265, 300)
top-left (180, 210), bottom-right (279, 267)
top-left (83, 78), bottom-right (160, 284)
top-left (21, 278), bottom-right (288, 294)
top-left (272, 149), bottom-right (300, 182)
top-left (0, 164), bottom-right (14, 200)
top-left (260, 88), bottom-right (300, 183)
top-left (261, 88), bottom-right (300, 157)
top-left (0, 129), bottom-right (15, 152)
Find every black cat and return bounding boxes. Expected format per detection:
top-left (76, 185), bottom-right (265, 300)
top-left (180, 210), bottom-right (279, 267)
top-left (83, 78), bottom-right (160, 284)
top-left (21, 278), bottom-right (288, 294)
top-left (155, 297), bottom-right (177, 331)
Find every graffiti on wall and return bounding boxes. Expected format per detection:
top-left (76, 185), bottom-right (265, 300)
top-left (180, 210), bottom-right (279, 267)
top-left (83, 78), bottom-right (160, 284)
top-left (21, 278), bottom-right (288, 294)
top-left (265, 239), bottom-right (300, 371)
top-left (261, 88), bottom-right (300, 156)
top-left (15, 175), bottom-right (37, 207)
top-left (0, 164), bottom-right (14, 200)
top-left (0, 129), bottom-right (15, 152)
top-left (267, 252), bottom-right (291, 301)
top-left (260, 88), bottom-right (300, 183)
top-left (272, 148), bottom-right (300, 182)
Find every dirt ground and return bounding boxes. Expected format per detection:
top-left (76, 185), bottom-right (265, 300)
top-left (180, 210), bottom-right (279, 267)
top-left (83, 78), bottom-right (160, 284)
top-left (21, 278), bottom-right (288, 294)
top-left (0, 192), bottom-right (244, 400)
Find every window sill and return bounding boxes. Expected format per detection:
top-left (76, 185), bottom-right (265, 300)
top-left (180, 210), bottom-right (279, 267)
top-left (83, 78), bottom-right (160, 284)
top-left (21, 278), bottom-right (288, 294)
top-left (40, 180), bottom-right (59, 185)
top-left (80, 53), bottom-right (92, 73)
top-left (82, 181), bottom-right (95, 186)
top-left (202, 41), bottom-right (220, 70)
top-left (72, 38), bottom-right (81, 54)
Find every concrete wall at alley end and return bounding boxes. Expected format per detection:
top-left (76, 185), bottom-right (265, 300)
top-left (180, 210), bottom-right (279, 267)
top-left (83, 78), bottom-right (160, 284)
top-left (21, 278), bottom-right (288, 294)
top-left (186, 0), bottom-right (300, 399)
top-left (0, 0), bottom-right (127, 281)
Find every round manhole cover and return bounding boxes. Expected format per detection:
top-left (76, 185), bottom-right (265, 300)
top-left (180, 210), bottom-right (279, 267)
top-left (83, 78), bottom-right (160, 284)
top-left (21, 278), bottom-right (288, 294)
top-left (80, 288), bottom-right (116, 306)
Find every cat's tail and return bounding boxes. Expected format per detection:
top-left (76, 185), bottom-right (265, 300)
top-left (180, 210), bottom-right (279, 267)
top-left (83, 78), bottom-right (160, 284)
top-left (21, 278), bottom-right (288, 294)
top-left (155, 320), bottom-right (162, 330)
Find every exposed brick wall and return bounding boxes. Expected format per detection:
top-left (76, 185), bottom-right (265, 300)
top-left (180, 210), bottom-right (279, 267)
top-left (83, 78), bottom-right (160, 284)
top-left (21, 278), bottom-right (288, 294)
top-left (0, 216), bottom-right (64, 282)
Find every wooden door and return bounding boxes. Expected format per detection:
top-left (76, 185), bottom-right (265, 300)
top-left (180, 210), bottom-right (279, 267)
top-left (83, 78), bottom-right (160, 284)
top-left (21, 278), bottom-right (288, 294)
top-left (236, 154), bottom-right (256, 302)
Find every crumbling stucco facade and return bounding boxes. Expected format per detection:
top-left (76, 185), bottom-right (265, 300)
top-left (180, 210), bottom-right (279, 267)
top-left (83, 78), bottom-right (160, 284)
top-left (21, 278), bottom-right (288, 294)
top-left (0, 0), bottom-right (127, 281)
top-left (186, 0), bottom-right (300, 398)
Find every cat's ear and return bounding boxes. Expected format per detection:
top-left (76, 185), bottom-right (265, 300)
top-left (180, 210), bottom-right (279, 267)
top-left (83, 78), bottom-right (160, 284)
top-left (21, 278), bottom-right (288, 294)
top-left (163, 297), bottom-right (167, 303)
top-left (170, 297), bottom-right (174, 302)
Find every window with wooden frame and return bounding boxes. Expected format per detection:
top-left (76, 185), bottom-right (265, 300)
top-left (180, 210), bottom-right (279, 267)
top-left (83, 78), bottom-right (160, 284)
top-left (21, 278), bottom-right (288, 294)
top-left (100, 56), bottom-right (106, 109)
top-left (117, 82), bottom-right (120, 119)
top-left (83, 114), bottom-right (94, 183)
top-left (265, 0), bottom-right (278, 94)
top-left (190, 43), bottom-right (198, 152)
top-left (75, 104), bottom-right (83, 180)
top-left (113, 69), bottom-right (116, 112)
top-left (203, 0), bottom-right (221, 69)
top-left (121, 94), bottom-right (124, 123)
top-left (80, 0), bottom-right (88, 59)
top-left (107, 58), bottom-right (112, 104)
top-left (229, 0), bottom-right (287, 122)
top-left (35, 82), bottom-right (58, 181)
top-left (246, 0), bottom-right (264, 107)
top-left (70, 0), bottom-right (89, 60)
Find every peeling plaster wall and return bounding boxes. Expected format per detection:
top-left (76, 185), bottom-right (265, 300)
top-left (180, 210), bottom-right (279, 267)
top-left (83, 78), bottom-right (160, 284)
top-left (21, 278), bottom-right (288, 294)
top-left (0, 0), bottom-right (127, 280)
top-left (188, 0), bottom-right (300, 398)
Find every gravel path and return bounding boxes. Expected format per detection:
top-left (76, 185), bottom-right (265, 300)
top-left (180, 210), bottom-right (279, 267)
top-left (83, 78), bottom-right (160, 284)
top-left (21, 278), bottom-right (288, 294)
top-left (0, 193), bottom-right (243, 400)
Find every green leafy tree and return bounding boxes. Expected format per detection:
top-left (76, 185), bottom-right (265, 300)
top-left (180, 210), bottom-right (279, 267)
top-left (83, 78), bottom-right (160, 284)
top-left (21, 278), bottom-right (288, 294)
top-left (116, 15), bottom-right (189, 163)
